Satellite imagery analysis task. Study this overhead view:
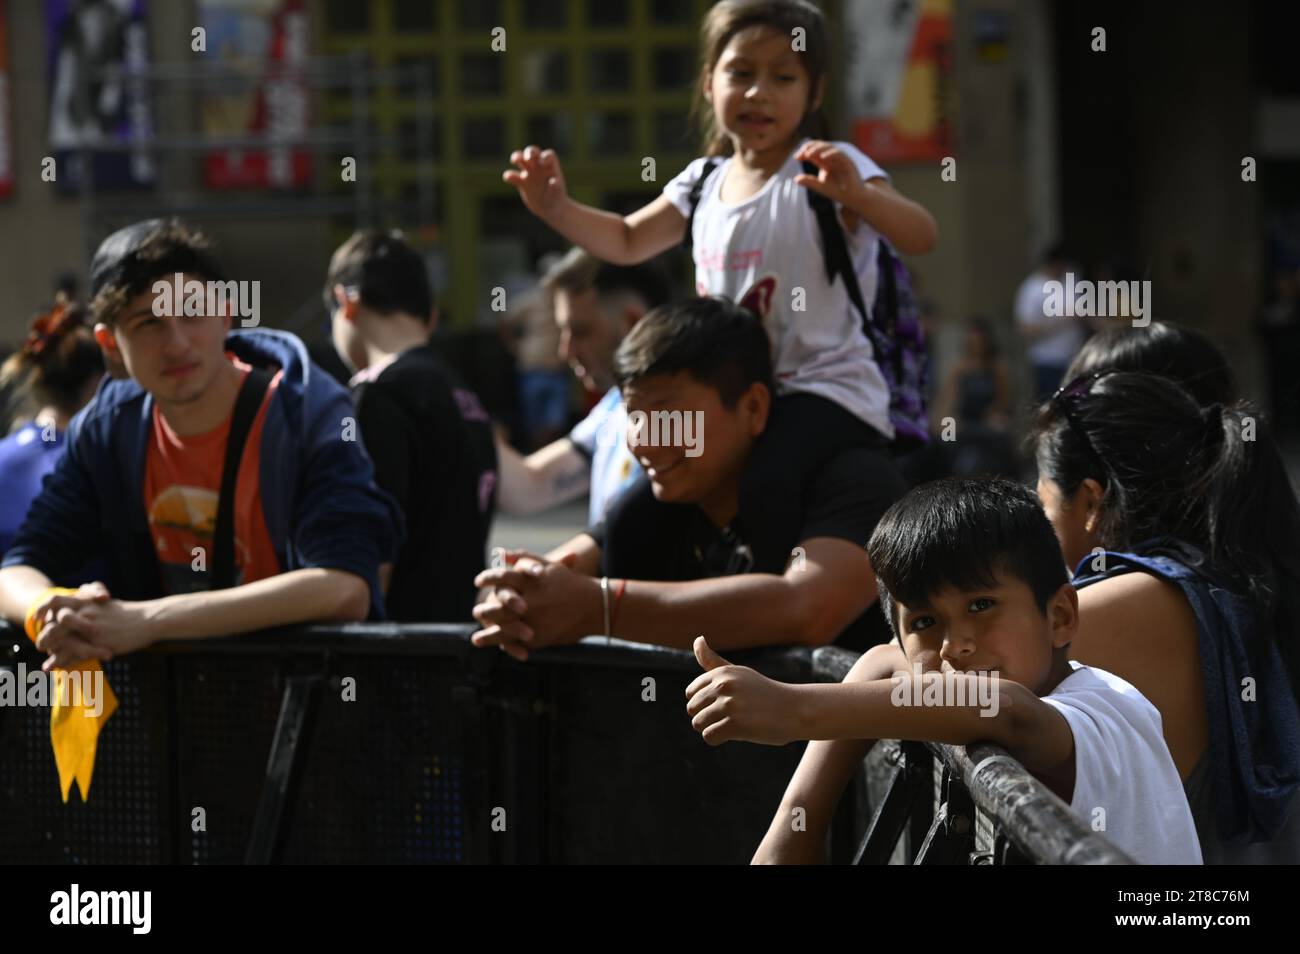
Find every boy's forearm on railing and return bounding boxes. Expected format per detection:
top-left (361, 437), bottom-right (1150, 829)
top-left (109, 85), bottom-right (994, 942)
top-left (792, 677), bottom-right (1022, 747)
top-left (144, 568), bottom-right (370, 643)
top-left (611, 574), bottom-right (825, 650)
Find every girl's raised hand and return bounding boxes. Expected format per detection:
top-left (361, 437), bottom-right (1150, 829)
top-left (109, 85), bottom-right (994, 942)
top-left (793, 140), bottom-right (866, 207)
top-left (503, 146), bottom-right (569, 220)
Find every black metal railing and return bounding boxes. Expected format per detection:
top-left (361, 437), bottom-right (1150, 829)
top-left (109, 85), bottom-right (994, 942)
top-left (811, 646), bottom-right (1133, 865)
top-left (1, 625), bottom-right (1130, 864)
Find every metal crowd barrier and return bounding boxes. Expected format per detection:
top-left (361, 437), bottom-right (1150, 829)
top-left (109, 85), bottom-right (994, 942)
top-left (0, 625), bottom-right (1131, 864)
top-left (812, 647), bottom-right (1133, 865)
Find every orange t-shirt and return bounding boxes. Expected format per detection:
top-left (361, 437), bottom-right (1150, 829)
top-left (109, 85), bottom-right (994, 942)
top-left (144, 355), bottom-right (284, 593)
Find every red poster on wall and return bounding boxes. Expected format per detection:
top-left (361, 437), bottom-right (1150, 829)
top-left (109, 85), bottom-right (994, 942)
top-left (0, 0), bottom-right (14, 198)
top-left (200, 0), bottom-right (311, 190)
top-left (849, 0), bottom-right (954, 165)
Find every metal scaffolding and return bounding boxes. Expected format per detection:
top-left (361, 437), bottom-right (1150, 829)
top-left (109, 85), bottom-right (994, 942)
top-left (66, 53), bottom-right (436, 335)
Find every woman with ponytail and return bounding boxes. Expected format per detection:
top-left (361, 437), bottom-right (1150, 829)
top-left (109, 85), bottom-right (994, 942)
top-left (0, 303), bottom-right (104, 557)
top-left (1033, 370), bottom-right (1300, 862)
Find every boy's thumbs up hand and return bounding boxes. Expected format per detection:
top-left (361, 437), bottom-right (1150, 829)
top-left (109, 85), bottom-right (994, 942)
top-left (693, 635), bottom-right (730, 671)
top-left (685, 636), bottom-right (801, 747)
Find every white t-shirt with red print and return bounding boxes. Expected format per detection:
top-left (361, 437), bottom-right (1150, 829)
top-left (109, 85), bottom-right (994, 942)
top-left (663, 139), bottom-right (894, 439)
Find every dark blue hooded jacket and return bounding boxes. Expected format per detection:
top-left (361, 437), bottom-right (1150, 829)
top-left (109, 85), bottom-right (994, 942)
top-left (1, 329), bottom-right (404, 619)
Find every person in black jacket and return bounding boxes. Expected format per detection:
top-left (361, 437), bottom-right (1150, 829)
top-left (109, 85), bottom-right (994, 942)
top-left (326, 230), bottom-right (497, 621)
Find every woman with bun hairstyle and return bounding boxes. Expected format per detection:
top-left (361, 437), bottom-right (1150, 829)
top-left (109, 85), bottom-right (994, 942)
top-left (0, 303), bottom-right (104, 557)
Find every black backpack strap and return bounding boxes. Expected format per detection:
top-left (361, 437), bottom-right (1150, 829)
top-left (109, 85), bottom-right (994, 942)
top-left (212, 367), bottom-right (274, 590)
top-left (874, 239), bottom-right (901, 341)
top-left (801, 159), bottom-right (871, 329)
top-left (684, 159), bottom-right (719, 252)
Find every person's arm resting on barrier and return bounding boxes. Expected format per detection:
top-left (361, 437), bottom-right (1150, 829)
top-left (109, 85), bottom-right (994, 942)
top-left (0, 567), bottom-right (113, 665)
top-left (3, 384), bottom-right (399, 669)
top-left (474, 536), bottom-right (603, 662)
top-left (0, 417), bottom-right (119, 665)
top-left (3, 563), bottom-right (372, 671)
top-left (472, 534), bottom-right (875, 655)
top-left (121, 568), bottom-right (369, 644)
top-left (686, 638), bottom-right (1076, 792)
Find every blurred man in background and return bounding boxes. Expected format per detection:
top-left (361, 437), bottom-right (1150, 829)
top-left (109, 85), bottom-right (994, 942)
top-left (495, 249), bottom-right (670, 527)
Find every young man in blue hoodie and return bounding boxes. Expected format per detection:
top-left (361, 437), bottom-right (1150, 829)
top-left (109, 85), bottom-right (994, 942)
top-left (0, 219), bottom-right (403, 670)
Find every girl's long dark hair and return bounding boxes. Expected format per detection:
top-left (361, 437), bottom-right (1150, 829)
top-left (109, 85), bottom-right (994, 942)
top-left (1033, 371), bottom-right (1300, 703)
top-left (692, 0), bottom-right (835, 158)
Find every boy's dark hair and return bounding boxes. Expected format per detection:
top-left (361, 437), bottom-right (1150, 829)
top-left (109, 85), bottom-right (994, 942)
top-left (613, 296), bottom-right (775, 407)
top-left (541, 247), bottom-right (672, 312)
top-left (325, 230), bottom-right (433, 321)
top-left (867, 477), bottom-right (1069, 639)
top-left (89, 218), bottom-right (226, 327)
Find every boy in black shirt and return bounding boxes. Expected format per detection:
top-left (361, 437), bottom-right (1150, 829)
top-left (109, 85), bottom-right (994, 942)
top-left (326, 231), bottom-right (497, 621)
top-left (472, 297), bottom-right (905, 657)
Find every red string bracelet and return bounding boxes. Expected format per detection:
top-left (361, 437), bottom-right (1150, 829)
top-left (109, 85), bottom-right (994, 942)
top-left (610, 578), bottom-right (628, 634)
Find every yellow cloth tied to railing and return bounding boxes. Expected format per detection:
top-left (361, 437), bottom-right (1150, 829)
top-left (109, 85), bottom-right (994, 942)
top-left (24, 587), bottom-right (119, 802)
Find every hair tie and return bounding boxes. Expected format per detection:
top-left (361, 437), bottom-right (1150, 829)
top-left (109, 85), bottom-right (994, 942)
top-left (21, 304), bottom-right (81, 359)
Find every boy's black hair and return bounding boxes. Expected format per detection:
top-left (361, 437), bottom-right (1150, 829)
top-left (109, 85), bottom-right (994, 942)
top-left (325, 230), bottom-right (433, 321)
top-left (89, 218), bottom-right (227, 326)
top-left (613, 296), bottom-right (775, 407)
top-left (866, 477), bottom-right (1069, 638)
